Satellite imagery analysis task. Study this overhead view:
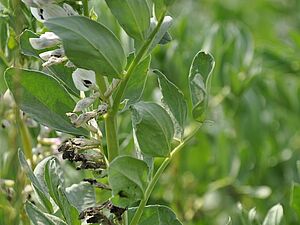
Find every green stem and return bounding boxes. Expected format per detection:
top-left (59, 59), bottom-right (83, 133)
top-left (16, 110), bottom-right (33, 168)
top-left (111, 11), bottom-right (167, 116)
top-left (105, 114), bottom-right (119, 161)
top-left (82, 0), bottom-right (89, 17)
top-left (129, 125), bottom-right (202, 225)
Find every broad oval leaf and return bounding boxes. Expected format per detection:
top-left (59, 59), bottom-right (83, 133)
top-left (123, 54), bottom-right (151, 107)
top-left (130, 102), bottom-right (174, 157)
top-left (105, 0), bottom-right (150, 40)
top-left (25, 201), bottom-right (67, 225)
top-left (128, 205), bottom-right (183, 225)
top-left (189, 51), bottom-right (215, 122)
top-left (45, 16), bottom-right (126, 78)
top-left (108, 156), bottom-right (149, 208)
top-left (154, 70), bottom-right (187, 139)
top-left (262, 204), bottom-right (283, 225)
top-left (5, 68), bottom-right (88, 136)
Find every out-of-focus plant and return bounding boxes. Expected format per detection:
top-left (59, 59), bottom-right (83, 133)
top-left (0, 0), bottom-right (219, 224)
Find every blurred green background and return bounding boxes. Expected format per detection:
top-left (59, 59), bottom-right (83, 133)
top-left (1, 0), bottom-right (300, 224)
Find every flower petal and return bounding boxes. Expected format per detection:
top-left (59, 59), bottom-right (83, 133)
top-left (72, 68), bottom-right (96, 92)
top-left (29, 32), bottom-right (60, 50)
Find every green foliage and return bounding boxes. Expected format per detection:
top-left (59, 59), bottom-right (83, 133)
top-left (188, 51), bottom-right (215, 122)
top-left (1, 0), bottom-right (300, 225)
top-left (131, 102), bottom-right (174, 157)
top-left (128, 205), bottom-right (183, 225)
top-left (45, 16), bottom-right (126, 78)
top-left (108, 156), bottom-right (149, 207)
top-left (105, 0), bottom-right (150, 40)
top-left (4, 68), bottom-right (87, 136)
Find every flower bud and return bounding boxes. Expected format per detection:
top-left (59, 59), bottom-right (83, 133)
top-left (30, 4), bottom-right (67, 22)
top-left (73, 97), bottom-right (97, 112)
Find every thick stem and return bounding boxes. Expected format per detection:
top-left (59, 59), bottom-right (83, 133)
top-left (105, 114), bottom-right (119, 162)
top-left (82, 0), bottom-right (89, 17)
top-left (129, 125), bottom-right (202, 225)
top-left (111, 11), bottom-right (167, 116)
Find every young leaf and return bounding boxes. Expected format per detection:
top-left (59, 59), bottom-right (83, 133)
top-left (147, 16), bottom-right (173, 54)
top-left (108, 156), bottom-right (149, 208)
top-left (25, 201), bottom-right (67, 225)
top-left (45, 16), bottom-right (126, 78)
top-left (105, 0), bottom-right (150, 40)
top-left (154, 69), bottom-right (187, 138)
top-left (188, 51), bottom-right (215, 122)
top-left (128, 205), bottom-right (183, 225)
top-left (131, 102), bottom-right (174, 157)
top-left (262, 204), bottom-right (283, 225)
top-left (65, 182), bottom-right (96, 212)
top-left (123, 54), bottom-right (151, 107)
top-left (18, 150), bottom-right (53, 213)
top-left (5, 68), bottom-right (88, 136)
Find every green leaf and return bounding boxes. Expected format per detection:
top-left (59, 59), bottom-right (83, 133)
top-left (65, 182), bottom-right (96, 212)
top-left (33, 156), bottom-right (53, 196)
top-left (128, 205), bottom-right (183, 225)
top-left (18, 150), bottom-right (53, 213)
top-left (130, 102), bottom-right (174, 157)
top-left (25, 201), bottom-right (67, 225)
top-left (4, 68), bottom-right (88, 136)
top-left (45, 16), bottom-right (126, 78)
top-left (19, 29), bottom-right (42, 58)
top-left (45, 158), bottom-right (80, 225)
top-left (105, 0), bottom-right (150, 40)
top-left (154, 69), bottom-right (187, 139)
top-left (44, 158), bottom-right (65, 208)
top-left (123, 54), bottom-right (151, 107)
top-left (108, 156), bottom-right (149, 208)
top-left (188, 51), bottom-right (215, 122)
top-left (19, 30), bottom-right (79, 97)
top-left (291, 182), bottom-right (300, 217)
top-left (262, 204), bottom-right (283, 225)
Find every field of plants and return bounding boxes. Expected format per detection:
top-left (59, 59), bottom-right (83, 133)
top-left (1, 0), bottom-right (300, 225)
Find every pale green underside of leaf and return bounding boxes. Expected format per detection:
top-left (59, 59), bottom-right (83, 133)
top-left (154, 69), bottom-right (187, 137)
top-left (131, 102), bottom-right (174, 157)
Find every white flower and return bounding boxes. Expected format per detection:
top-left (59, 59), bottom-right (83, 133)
top-left (39, 48), bottom-right (64, 60)
top-left (30, 4), bottom-right (67, 22)
top-left (72, 68), bottom-right (96, 92)
top-left (29, 32), bottom-right (60, 50)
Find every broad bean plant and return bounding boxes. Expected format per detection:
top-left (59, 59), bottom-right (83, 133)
top-left (3, 0), bottom-right (216, 224)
